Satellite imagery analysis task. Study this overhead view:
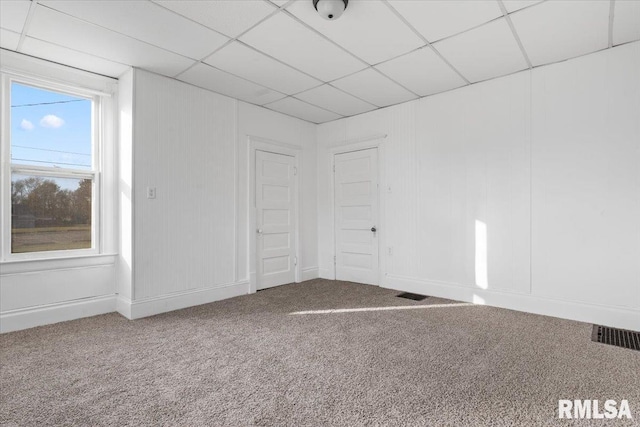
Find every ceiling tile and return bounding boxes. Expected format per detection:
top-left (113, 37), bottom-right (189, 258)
top-left (331, 68), bottom-right (417, 107)
top-left (295, 84), bottom-right (377, 116)
top-left (511, 0), bottom-right (609, 66)
top-left (0, 0), bottom-right (30, 33)
top-left (387, 0), bottom-right (502, 42)
top-left (613, 0), bottom-right (640, 46)
top-left (205, 41), bottom-right (321, 95)
top-left (179, 63), bottom-right (285, 105)
top-left (285, 0), bottom-right (423, 65)
top-left (39, 1), bottom-right (228, 60)
top-left (0, 29), bottom-right (21, 51)
top-left (434, 18), bottom-right (527, 83)
top-left (155, 0), bottom-right (276, 38)
top-left (502, 1), bottom-right (543, 13)
top-left (265, 97), bottom-right (342, 123)
top-left (239, 12), bottom-right (366, 81)
top-left (376, 47), bottom-right (466, 96)
top-left (27, 6), bottom-right (194, 77)
top-left (21, 37), bottom-right (130, 78)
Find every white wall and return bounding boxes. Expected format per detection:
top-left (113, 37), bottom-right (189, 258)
top-left (117, 68), bottom-right (133, 307)
top-left (530, 44), bottom-right (640, 310)
top-left (119, 69), bottom-right (317, 319)
top-left (132, 69), bottom-right (237, 302)
top-left (317, 42), bottom-right (640, 330)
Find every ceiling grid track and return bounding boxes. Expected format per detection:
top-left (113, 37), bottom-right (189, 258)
top-left (177, 30), bottom-right (378, 112)
top-left (264, 95), bottom-right (346, 123)
top-left (185, 61), bottom-right (292, 104)
top-left (322, 83), bottom-right (379, 108)
top-left (146, 0), bottom-right (237, 43)
top-left (419, 14), bottom-right (505, 46)
top-left (370, 67), bottom-right (421, 99)
top-left (497, 0), bottom-right (533, 69)
top-left (608, 0), bottom-right (616, 48)
top-left (5, 0), bottom-right (635, 125)
top-left (287, 79), bottom-right (379, 111)
top-left (169, 3), bottom-right (284, 79)
top-left (37, 3), bottom-right (200, 66)
top-left (272, 0), bottom-right (296, 9)
top-left (34, 1), bottom-right (297, 104)
top-left (15, 34), bottom-right (131, 78)
top-left (234, 40), bottom-right (324, 87)
top-left (380, 0), bottom-right (472, 86)
top-left (154, 0), bottom-right (378, 118)
top-left (281, 8), bottom-right (368, 68)
top-left (279, 7), bottom-right (422, 98)
top-left (16, 0), bottom-right (39, 52)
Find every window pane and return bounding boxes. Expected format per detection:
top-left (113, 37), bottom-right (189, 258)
top-left (11, 174), bottom-right (92, 253)
top-left (11, 82), bottom-right (92, 170)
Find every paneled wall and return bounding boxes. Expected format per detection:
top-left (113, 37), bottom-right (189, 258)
top-left (317, 42), bottom-right (640, 329)
top-left (530, 45), bottom-right (640, 308)
top-left (414, 72), bottom-right (532, 294)
top-left (118, 68), bottom-right (133, 303)
top-left (123, 70), bottom-right (317, 315)
top-left (132, 70), bottom-right (237, 300)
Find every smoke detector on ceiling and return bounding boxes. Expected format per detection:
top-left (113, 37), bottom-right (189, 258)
top-left (313, 0), bottom-right (348, 21)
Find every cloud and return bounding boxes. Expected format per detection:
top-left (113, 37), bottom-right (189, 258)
top-left (20, 119), bottom-right (34, 131)
top-left (40, 114), bottom-right (65, 129)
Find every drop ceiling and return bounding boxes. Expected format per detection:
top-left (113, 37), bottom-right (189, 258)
top-left (1, 0), bottom-right (638, 124)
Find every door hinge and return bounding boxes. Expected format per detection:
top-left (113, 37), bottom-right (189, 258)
top-left (294, 256), bottom-right (298, 266)
top-left (293, 166), bottom-right (297, 176)
top-left (333, 163), bottom-right (335, 172)
top-left (333, 255), bottom-right (336, 264)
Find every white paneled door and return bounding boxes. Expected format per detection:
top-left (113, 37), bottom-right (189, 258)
top-left (256, 150), bottom-right (296, 290)
top-left (334, 148), bottom-right (379, 285)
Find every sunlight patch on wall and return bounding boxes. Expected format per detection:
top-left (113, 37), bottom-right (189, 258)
top-left (475, 219), bottom-right (488, 289)
top-left (473, 294), bottom-right (486, 304)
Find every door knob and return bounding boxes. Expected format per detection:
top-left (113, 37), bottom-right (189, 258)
top-left (257, 228), bottom-right (263, 234)
top-left (371, 226), bottom-right (377, 232)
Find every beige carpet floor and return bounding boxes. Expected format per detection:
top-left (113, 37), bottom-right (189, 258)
top-left (1, 279), bottom-right (638, 426)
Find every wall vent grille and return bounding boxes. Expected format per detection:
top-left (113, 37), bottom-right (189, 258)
top-left (396, 292), bottom-right (428, 301)
top-left (591, 325), bottom-right (639, 351)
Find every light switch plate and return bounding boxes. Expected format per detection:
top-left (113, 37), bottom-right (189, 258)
top-left (146, 187), bottom-right (156, 199)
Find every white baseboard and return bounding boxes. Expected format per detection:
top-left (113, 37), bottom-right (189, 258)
top-left (118, 281), bottom-right (249, 320)
top-left (116, 295), bottom-right (132, 319)
top-left (301, 267), bottom-right (319, 281)
top-left (0, 295), bottom-right (116, 333)
top-left (319, 268), bottom-right (334, 280)
top-left (383, 275), bottom-right (640, 331)
top-left (249, 272), bottom-right (257, 294)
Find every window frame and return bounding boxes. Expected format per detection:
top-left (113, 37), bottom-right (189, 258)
top-left (1, 72), bottom-right (103, 261)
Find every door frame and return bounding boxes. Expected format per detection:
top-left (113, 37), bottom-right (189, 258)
top-left (329, 134), bottom-right (387, 285)
top-left (248, 135), bottom-right (302, 293)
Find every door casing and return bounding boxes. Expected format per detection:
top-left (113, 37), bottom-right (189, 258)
top-left (328, 135), bottom-right (387, 285)
top-left (248, 136), bottom-right (301, 293)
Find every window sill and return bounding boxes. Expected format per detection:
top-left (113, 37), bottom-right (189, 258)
top-left (0, 253), bottom-right (118, 276)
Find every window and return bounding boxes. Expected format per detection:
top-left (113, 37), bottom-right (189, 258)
top-left (2, 79), bottom-right (100, 258)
